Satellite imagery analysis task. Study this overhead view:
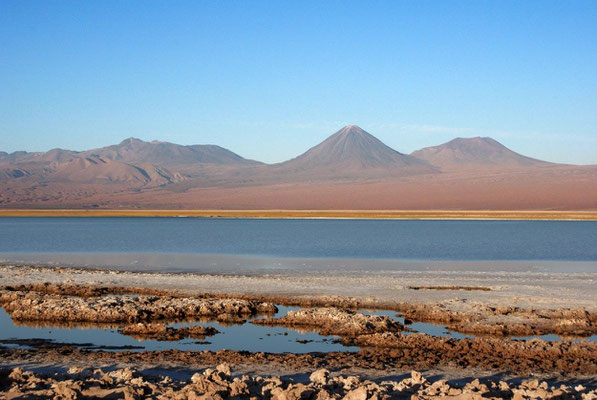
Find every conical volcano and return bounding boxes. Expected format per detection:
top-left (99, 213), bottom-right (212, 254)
top-left (275, 126), bottom-right (435, 179)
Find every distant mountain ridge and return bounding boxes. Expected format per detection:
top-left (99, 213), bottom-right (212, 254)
top-left (83, 138), bottom-right (261, 166)
top-left (3, 125), bottom-right (595, 210)
top-left (0, 138), bottom-right (258, 187)
top-left (0, 126), bottom-right (563, 186)
top-left (1, 127), bottom-right (558, 171)
top-left (0, 139), bottom-right (258, 166)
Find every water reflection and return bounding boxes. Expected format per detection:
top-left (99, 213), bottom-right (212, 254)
top-left (1, 306), bottom-right (594, 354)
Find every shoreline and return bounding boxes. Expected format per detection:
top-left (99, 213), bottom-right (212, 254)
top-left (2, 264), bottom-right (597, 338)
top-left (1, 264), bottom-right (596, 398)
top-left (2, 209), bottom-right (597, 220)
top-left (2, 263), bottom-right (596, 311)
top-left (1, 275), bottom-right (597, 374)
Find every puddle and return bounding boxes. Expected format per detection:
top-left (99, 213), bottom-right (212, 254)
top-left (361, 310), bottom-right (475, 339)
top-left (0, 306), bottom-right (358, 353)
top-left (507, 333), bottom-right (597, 342)
top-left (1, 306), bottom-right (594, 353)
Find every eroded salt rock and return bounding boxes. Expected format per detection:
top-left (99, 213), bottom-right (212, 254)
top-left (253, 307), bottom-right (403, 337)
top-left (2, 365), bottom-right (597, 400)
top-left (309, 368), bottom-right (330, 386)
top-left (120, 323), bottom-right (220, 341)
top-left (0, 290), bottom-right (277, 324)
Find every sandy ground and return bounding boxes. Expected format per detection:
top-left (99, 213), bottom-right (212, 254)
top-left (3, 162), bottom-right (597, 210)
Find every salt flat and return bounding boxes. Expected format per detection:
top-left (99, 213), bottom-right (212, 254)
top-left (2, 263), bottom-right (595, 310)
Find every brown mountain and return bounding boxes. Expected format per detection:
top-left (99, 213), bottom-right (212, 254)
top-left (0, 149), bottom-right (78, 164)
top-left (0, 138), bottom-right (257, 169)
top-left (1, 126), bottom-right (596, 210)
top-left (83, 138), bottom-right (260, 167)
top-left (411, 137), bottom-right (553, 169)
top-left (0, 155), bottom-right (184, 187)
top-left (268, 125), bottom-right (437, 180)
top-left (50, 156), bottom-right (185, 185)
top-left (0, 138), bottom-right (259, 187)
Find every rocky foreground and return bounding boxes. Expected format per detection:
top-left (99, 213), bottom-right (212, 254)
top-left (1, 285), bottom-right (596, 375)
top-left (0, 273), bottom-right (596, 398)
top-left (2, 364), bottom-right (597, 400)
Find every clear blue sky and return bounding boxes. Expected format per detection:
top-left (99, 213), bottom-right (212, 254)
top-left (1, 1), bottom-right (596, 164)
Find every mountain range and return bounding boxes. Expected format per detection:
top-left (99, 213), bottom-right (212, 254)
top-left (2, 125), bottom-right (596, 210)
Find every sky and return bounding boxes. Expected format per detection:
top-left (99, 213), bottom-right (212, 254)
top-left (1, 1), bottom-right (596, 164)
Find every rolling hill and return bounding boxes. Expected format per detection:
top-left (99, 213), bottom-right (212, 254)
top-left (83, 138), bottom-right (261, 167)
top-left (411, 137), bottom-right (553, 169)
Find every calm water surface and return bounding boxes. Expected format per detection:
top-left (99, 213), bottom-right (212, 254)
top-left (0, 306), bottom-right (465, 354)
top-left (1, 306), bottom-right (594, 353)
top-left (1, 218), bottom-right (596, 265)
top-left (1, 218), bottom-right (596, 351)
top-left (0, 307), bottom-right (358, 353)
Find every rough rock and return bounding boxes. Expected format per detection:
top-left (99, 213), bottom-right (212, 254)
top-left (0, 289), bottom-right (277, 323)
top-left (309, 369), bottom-right (330, 386)
top-left (253, 307), bottom-right (403, 336)
top-left (3, 366), bottom-right (595, 400)
top-left (120, 323), bottom-right (220, 341)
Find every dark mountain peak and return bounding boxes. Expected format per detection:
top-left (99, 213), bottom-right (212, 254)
top-left (328, 125), bottom-right (379, 142)
top-left (411, 137), bottom-right (552, 168)
top-left (336, 124), bottom-right (366, 135)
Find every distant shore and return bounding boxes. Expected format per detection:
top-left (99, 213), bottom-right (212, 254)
top-left (1, 209), bottom-right (597, 220)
